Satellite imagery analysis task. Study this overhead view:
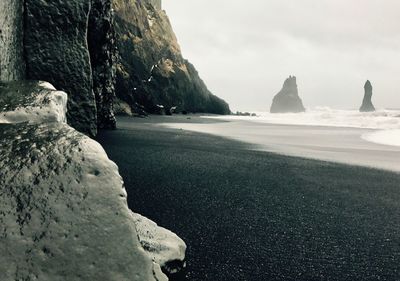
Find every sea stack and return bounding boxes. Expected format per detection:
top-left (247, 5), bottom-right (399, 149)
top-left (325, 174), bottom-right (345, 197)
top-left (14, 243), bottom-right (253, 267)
top-left (359, 80), bottom-right (375, 112)
top-left (270, 76), bottom-right (305, 113)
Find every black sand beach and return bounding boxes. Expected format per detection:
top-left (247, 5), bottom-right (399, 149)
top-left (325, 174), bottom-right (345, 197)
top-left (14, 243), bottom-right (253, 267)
top-left (97, 116), bottom-right (400, 281)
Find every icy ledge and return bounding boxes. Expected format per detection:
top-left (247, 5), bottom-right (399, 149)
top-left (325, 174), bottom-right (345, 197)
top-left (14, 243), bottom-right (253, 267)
top-left (0, 81), bottom-right (67, 124)
top-left (0, 81), bottom-right (185, 281)
top-left (133, 213), bottom-right (187, 275)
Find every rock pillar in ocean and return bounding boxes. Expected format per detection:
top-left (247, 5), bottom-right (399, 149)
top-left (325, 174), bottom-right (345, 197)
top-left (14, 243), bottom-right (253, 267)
top-left (359, 80), bottom-right (375, 112)
top-left (0, 0), bottom-right (25, 81)
top-left (270, 76), bottom-right (305, 113)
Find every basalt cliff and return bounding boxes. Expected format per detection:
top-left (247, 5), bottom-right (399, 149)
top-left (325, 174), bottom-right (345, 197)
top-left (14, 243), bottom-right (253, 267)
top-left (0, 0), bottom-right (204, 280)
top-left (113, 0), bottom-right (230, 115)
top-left (1, 0), bottom-right (229, 134)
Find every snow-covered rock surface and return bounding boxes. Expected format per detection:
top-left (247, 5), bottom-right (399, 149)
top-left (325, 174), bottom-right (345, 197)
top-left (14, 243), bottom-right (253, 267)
top-left (0, 80), bottom-right (185, 280)
top-left (133, 213), bottom-right (187, 275)
top-left (0, 81), bottom-right (67, 124)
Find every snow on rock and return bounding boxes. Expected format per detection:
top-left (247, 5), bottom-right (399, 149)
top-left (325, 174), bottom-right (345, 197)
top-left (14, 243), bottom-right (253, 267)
top-left (0, 80), bottom-right (186, 280)
top-left (0, 81), bottom-right (67, 124)
top-left (0, 122), bottom-right (161, 280)
top-left (132, 213), bottom-right (187, 275)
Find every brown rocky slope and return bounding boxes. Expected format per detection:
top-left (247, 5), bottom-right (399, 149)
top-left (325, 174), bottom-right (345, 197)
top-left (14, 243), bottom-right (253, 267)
top-left (113, 0), bottom-right (230, 115)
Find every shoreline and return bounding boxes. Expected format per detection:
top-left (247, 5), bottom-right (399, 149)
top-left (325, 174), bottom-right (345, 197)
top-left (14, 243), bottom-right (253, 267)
top-left (97, 115), bottom-right (400, 281)
top-left (157, 115), bottom-right (400, 173)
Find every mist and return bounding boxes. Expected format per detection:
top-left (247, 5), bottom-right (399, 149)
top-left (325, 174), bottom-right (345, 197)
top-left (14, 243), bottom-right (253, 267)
top-left (163, 0), bottom-right (400, 111)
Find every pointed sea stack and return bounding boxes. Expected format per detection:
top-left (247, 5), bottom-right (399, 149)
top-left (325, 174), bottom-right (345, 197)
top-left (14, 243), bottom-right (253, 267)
top-left (359, 80), bottom-right (375, 112)
top-left (270, 76), bottom-right (305, 113)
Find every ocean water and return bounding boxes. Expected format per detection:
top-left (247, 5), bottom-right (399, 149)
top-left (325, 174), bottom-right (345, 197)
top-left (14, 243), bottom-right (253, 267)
top-left (207, 107), bottom-right (400, 147)
top-left (161, 109), bottom-right (400, 171)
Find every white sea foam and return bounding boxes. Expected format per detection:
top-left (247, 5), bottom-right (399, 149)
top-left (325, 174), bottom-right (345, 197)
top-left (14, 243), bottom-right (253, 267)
top-left (207, 107), bottom-right (400, 130)
top-left (205, 107), bottom-right (400, 147)
top-left (362, 129), bottom-right (400, 147)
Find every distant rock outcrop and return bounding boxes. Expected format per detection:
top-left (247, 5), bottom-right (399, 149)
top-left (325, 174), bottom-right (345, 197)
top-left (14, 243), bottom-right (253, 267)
top-left (270, 76), bottom-right (305, 113)
top-left (113, 0), bottom-right (230, 115)
top-left (359, 80), bottom-right (375, 112)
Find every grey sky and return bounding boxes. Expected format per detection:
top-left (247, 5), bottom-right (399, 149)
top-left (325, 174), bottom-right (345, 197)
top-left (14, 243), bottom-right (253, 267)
top-left (163, 0), bottom-right (400, 111)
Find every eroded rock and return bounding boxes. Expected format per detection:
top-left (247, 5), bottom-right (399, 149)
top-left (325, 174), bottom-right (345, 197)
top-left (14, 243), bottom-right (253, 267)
top-left (113, 0), bottom-right (230, 115)
top-left (0, 81), bottom-right (67, 124)
top-left (0, 80), bottom-right (185, 280)
top-left (0, 122), bottom-right (162, 281)
top-left (270, 76), bottom-right (305, 113)
top-left (133, 213), bottom-right (187, 276)
top-left (359, 80), bottom-right (375, 112)
top-left (0, 0), bottom-right (25, 81)
top-left (24, 0), bottom-right (97, 136)
top-left (88, 0), bottom-right (117, 129)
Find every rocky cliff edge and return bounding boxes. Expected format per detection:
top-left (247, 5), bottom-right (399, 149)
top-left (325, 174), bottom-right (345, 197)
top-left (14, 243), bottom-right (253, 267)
top-left (113, 0), bottom-right (230, 115)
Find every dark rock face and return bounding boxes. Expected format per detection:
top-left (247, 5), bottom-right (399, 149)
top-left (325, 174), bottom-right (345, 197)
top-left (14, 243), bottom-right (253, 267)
top-left (270, 76), bottom-right (305, 113)
top-left (0, 0), bottom-right (25, 81)
top-left (24, 0), bottom-right (97, 136)
top-left (24, 0), bottom-right (117, 135)
top-left (0, 122), bottom-right (150, 280)
top-left (359, 80), bottom-right (375, 112)
top-left (1, 0), bottom-right (224, 132)
top-left (113, 0), bottom-right (230, 115)
top-left (0, 81), bottom-right (67, 123)
top-left (88, 0), bottom-right (117, 129)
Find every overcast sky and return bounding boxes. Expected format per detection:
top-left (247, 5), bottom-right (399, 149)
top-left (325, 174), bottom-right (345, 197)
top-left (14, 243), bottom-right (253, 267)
top-left (163, 0), bottom-right (400, 111)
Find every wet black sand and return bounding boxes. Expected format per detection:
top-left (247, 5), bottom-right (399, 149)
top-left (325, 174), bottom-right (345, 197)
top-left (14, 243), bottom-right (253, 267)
top-left (97, 116), bottom-right (400, 281)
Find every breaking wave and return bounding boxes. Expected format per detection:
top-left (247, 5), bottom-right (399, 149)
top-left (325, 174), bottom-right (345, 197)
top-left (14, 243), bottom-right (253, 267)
top-left (206, 107), bottom-right (400, 147)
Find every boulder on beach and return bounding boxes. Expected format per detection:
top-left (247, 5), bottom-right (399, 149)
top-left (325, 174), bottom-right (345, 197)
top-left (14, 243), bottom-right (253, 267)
top-left (359, 80), bottom-right (376, 112)
top-left (0, 80), bottom-right (185, 281)
top-left (270, 76), bottom-right (305, 113)
top-left (133, 213), bottom-right (187, 276)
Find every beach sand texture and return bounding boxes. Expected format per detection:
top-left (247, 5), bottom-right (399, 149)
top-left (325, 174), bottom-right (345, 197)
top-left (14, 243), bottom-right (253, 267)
top-left (97, 116), bottom-right (400, 281)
